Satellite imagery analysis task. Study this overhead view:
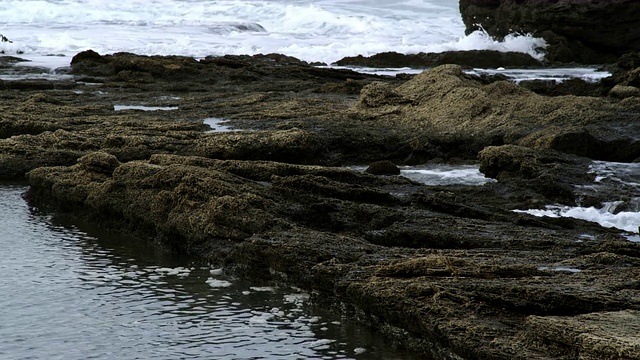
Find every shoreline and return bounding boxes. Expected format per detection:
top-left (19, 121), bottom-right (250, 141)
top-left (3, 50), bottom-right (640, 359)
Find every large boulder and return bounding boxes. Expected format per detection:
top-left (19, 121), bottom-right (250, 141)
top-left (459, 0), bottom-right (640, 64)
top-left (352, 64), bottom-right (640, 161)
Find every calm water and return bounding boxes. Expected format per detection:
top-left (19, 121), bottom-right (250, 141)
top-left (0, 184), bottom-right (415, 360)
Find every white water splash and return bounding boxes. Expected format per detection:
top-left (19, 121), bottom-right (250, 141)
top-left (1, 0), bottom-right (546, 69)
top-left (515, 161), bottom-right (640, 240)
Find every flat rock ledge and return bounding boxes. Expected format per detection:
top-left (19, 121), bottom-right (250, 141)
top-left (2, 51), bottom-right (640, 358)
top-left (27, 151), bottom-right (640, 359)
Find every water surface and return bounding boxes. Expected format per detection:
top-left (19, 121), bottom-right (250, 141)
top-left (0, 184), bottom-right (415, 359)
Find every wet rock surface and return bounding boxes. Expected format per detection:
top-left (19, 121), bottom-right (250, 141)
top-left (335, 50), bottom-right (542, 69)
top-left (459, 0), bottom-right (640, 64)
top-left (3, 51), bottom-right (640, 359)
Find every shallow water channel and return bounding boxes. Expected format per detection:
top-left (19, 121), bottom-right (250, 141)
top-left (0, 184), bottom-right (417, 360)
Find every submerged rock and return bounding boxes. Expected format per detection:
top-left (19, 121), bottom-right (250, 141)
top-left (69, 50), bottom-right (379, 87)
top-left (365, 160), bottom-right (400, 175)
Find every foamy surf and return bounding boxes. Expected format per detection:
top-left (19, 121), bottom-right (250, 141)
top-left (1, 0), bottom-right (546, 69)
top-left (515, 160), bottom-right (640, 240)
top-left (515, 205), bottom-right (640, 234)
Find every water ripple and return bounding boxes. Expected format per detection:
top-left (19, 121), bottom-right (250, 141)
top-left (0, 184), bottom-right (415, 359)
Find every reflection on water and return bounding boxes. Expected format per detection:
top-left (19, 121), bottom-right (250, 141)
top-left (0, 185), bottom-right (415, 359)
top-left (203, 117), bottom-right (239, 133)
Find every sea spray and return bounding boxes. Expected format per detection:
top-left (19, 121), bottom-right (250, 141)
top-left (1, 0), bottom-right (546, 68)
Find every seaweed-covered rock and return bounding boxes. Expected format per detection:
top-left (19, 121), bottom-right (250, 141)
top-left (69, 50), bottom-right (379, 87)
top-left (190, 128), bottom-right (327, 164)
top-left (610, 85), bottom-right (640, 99)
top-left (77, 151), bottom-right (121, 175)
top-left (478, 145), bottom-right (591, 204)
top-left (352, 64), bottom-right (640, 161)
top-left (5, 50), bottom-right (640, 358)
top-left (519, 78), bottom-right (611, 97)
top-left (355, 82), bottom-right (411, 109)
top-left (365, 160), bottom-right (400, 175)
top-left (526, 311), bottom-right (640, 359)
top-left (26, 151), bottom-right (640, 359)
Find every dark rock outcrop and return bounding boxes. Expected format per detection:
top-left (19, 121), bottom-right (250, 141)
top-left (69, 50), bottom-right (379, 87)
top-left (365, 160), bottom-right (400, 175)
top-left (459, 0), bottom-right (640, 64)
top-left (4, 50), bottom-right (640, 359)
top-left (518, 78), bottom-right (612, 97)
top-left (352, 64), bottom-right (640, 161)
top-left (336, 50), bottom-right (542, 69)
top-left (26, 151), bottom-right (640, 360)
top-left (478, 145), bottom-right (591, 204)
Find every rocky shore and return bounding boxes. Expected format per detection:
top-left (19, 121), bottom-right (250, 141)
top-left (2, 50), bottom-right (639, 359)
top-left (459, 0), bottom-right (640, 64)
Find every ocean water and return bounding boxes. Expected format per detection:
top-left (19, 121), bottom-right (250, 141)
top-left (0, 184), bottom-right (417, 359)
top-left (0, 0), bottom-right (546, 70)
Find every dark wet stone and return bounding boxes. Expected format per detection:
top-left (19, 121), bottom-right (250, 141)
top-left (336, 50), bottom-right (542, 69)
top-left (519, 78), bottom-right (611, 97)
top-left (0, 56), bottom-right (29, 67)
top-left (3, 51), bottom-right (640, 359)
top-left (459, 0), bottom-right (640, 64)
top-left (5, 80), bottom-right (55, 90)
top-left (365, 160), bottom-right (400, 175)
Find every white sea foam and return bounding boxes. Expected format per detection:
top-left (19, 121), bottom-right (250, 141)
top-left (590, 161), bottom-right (640, 186)
top-left (154, 266), bottom-right (191, 276)
top-left (330, 65), bottom-right (610, 83)
top-left (249, 286), bottom-right (277, 292)
top-left (354, 347), bottom-right (367, 355)
top-left (400, 165), bottom-right (496, 186)
top-left (114, 105), bottom-right (179, 111)
top-left (515, 205), bottom-right (640, 234)
top-left (537, 266), bottom-right (582, 273)
top-left (0, 0), bottom-right (546, 69)
top-left (210, 268), bottom-right (224, 276)
top-left (352, 164), bottom-right (495, 186)
top-left (205, 277), bottom-right (233, 288)
top-left (467, 67), bottom-right (611, 83)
